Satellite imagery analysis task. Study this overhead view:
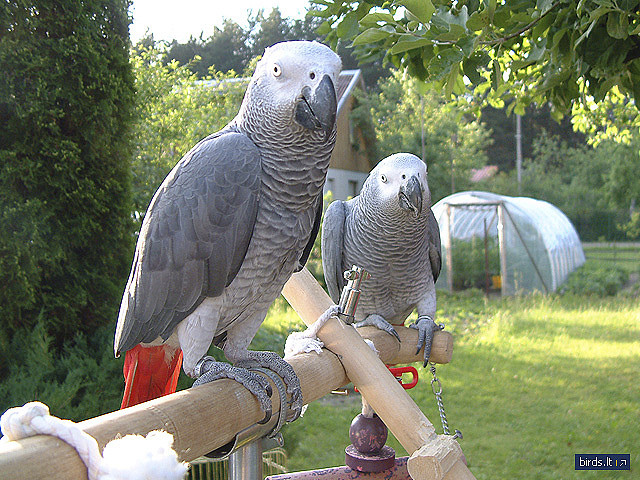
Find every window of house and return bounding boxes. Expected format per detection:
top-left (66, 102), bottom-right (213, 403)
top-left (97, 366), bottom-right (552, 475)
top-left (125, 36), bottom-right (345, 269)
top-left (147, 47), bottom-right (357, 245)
top-left (348, 180), bottom-right (358, 197)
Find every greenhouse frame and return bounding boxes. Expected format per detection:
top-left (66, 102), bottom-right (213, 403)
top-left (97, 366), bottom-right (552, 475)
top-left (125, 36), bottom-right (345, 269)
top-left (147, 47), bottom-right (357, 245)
top-left (432, 191), bottom-right (585, 295)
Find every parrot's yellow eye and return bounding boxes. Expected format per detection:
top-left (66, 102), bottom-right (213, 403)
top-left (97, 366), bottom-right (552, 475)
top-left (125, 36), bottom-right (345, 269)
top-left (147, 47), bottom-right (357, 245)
top-left (273, 64), bottom-right (282, 77)
top-left (380, 174), bottom-right (388, 183)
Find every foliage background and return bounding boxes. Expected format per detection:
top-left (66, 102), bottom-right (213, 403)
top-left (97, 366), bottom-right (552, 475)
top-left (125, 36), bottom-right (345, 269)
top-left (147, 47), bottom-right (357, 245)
top-left (0, 1), bottom-right (135, 365)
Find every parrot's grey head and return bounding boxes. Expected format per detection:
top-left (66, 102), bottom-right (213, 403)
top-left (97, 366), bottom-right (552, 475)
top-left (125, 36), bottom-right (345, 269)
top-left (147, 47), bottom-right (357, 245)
top-left (241, 41), bottom-right (341, 141)
top-left (362, 153), bottom-right (431, 218)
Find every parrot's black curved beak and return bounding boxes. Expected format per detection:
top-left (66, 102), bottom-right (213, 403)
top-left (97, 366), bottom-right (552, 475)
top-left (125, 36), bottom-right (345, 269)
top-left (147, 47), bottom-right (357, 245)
top-left (295, 74), bottom-right (337, 140)
top-left (399, 175), bottom-right (423, 217)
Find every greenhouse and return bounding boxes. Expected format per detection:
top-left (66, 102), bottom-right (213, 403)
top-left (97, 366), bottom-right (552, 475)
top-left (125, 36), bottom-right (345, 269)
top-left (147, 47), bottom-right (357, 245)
top-left (432, 191), bottom-right (585, 295)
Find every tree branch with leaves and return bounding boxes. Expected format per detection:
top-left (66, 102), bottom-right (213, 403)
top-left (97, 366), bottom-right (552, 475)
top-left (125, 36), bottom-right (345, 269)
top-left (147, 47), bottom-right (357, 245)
top-left (312, 0), bottom-right (640, 118)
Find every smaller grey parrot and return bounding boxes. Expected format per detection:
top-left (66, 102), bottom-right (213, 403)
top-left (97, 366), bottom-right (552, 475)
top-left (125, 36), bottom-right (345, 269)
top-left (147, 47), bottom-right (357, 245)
top-left (322, 153), bottom-right (442, 366)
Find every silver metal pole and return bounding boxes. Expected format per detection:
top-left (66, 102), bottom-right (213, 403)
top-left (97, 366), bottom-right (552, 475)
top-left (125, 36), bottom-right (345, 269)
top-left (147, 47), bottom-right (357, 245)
top-left (229, 440), bottom-right (263, 480)
top-left (444, 204), bottom-right (454, 292)
top-left (497, 203), bottom-right (508, 296)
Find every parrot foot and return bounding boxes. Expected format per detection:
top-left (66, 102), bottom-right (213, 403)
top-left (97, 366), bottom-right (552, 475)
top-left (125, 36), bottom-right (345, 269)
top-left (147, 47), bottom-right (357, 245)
top-left (193, 356), bottom-right (274, 424)
top-left (235, 351), bottom-right (303, 423)
top-left (354, 314), bottom-right (401, 342)
top-left (409, 315), bottom-right (443, 367)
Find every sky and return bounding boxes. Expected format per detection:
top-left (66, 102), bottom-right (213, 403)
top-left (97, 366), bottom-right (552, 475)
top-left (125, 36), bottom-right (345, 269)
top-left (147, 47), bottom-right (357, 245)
top-left (129, 0), bottom-right (312, 43)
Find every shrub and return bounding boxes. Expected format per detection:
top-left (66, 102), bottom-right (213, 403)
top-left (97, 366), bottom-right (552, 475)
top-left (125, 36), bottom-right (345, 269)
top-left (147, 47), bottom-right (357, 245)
top-left (0, 321), bottom-right (124, 421)
top-left (559, 263), bottom-right (629, 296)
top-left (0, 1), bottom-right (134, 349)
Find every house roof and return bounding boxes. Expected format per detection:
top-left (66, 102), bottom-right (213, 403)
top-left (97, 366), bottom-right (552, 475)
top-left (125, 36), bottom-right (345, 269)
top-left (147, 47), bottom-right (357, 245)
top-left (470, 165), bottom-right (498, 182)
top-left (336, 69), bottom-right (363, 117)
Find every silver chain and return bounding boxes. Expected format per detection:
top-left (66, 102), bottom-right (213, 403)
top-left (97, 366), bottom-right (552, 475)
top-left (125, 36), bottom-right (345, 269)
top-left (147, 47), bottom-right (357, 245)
top-left (429, 363), bottom-right (462, 440)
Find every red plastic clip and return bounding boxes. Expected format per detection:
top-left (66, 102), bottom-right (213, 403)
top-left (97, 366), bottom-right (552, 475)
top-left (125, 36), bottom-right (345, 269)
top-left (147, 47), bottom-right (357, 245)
top-left (387, 365), bottom-right (419, 390)
top-left (354, 365), bottom-right (419, 393)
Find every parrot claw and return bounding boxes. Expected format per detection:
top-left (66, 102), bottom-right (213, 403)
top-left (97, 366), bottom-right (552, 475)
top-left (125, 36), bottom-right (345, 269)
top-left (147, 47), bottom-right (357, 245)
top-left (235, 351), bottom-right (304, 423)
top-left (410, 316), bottom-right (441, 367)
top-left (354, 314), bottom-right (401, 342)
top-left (193, 356), bottom-right (273, 424)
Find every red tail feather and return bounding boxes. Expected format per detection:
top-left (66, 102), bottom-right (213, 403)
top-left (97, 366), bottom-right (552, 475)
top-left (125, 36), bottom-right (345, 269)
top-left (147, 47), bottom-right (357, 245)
top-left (120, 344), bottom-right (183, 409)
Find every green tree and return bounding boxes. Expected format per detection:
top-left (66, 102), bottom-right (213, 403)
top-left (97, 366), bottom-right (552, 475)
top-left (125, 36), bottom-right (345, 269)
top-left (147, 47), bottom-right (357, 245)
top-left (361, 69), bottom-right (491, 200)
top-left (312, 1), bottom-right (640, 116)
top-left (249, 8), bottom-right (294, 58)
top-left (166, 19), bottom-right (250, 76)
top-left (0, 1), bottom-right (135, 347)
top-left (481, 135), bottom-right (637, 240)
top-left (130, 45), bottom-right (246, 222)
top-left (481, 103), bottom-right (585, 172)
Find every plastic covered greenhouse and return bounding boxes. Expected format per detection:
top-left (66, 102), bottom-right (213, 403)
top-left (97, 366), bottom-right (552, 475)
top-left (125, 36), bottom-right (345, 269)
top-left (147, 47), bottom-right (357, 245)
top-left (432, 191), bottom-right (585, 295)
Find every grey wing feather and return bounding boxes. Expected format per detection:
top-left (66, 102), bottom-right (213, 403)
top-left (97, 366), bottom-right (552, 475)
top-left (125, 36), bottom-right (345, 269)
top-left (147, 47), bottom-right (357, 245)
top-left (321, 200), bottom-right (347, 303)
top-left (114, 131), bottom-right (261, 355)
top-left (296, 196), bottom-right (323, 272)
top-left (427, 208), bottom-right (442, 282)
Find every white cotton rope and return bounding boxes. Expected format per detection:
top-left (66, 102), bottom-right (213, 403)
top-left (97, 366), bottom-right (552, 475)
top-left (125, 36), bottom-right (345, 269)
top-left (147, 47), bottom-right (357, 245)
top-left (284, 304), bottom-right (341, 358)
top-left (0, 401), bottom-right (188, 480)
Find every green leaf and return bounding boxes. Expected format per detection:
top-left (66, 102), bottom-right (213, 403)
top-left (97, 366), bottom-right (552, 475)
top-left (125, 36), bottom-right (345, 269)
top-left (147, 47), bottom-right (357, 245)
top-left (359, 12), bottom-right (396, 26)
top-left (456, 34), bottom-right (478, 57)
top-left (401, 0), bottom-right (435, 24)
top-left (531, 10), bottom-right (554, 38)
top-left (352, 27), bottom-right (392, 46)
top-left (415, 79), bottom-right (431, 95)
top-left (632, 79), bottom-right (640, 114)
top-left (337, 12), bottom-right (359, 38)
top-left (444, 66), bottom-right (460, 97)
top-left (427, 46), bottom-right (464, 81)
top-left (606, 12), bottom-right (629, 39)
top-left (466, 11), bottom-right (487, 32)
top-left (389, 35), bottom-right (431, 54)
top-left (510, 12), bottom-right (533, 24)
top-left (316, 21), bottom-right (332, 35)
top-left (491, 59), bottom-right (501, 91)
top-left (488, 0), bottom-right (497, 22)
top-left (463, 57), bottom-right (483, 85)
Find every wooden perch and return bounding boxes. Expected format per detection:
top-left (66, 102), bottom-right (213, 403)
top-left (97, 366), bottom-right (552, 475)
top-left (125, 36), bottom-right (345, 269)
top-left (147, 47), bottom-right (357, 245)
top-left (0, 310), bottom-right (449, 478)
top-left (0, 269), bottom-right (465, 480)
top-left (281, 268), bottom-right (474, 480)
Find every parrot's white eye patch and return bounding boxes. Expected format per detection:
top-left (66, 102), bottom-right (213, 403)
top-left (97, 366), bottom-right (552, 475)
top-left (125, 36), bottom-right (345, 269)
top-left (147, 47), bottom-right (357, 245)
top-left (272, 64), bottom-right (282, 77)
top-left (380, 174), bottom-right (388, 183)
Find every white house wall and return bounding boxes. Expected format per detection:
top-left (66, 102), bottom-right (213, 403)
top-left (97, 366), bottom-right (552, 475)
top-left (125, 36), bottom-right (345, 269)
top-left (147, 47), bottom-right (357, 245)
top-left (324, 168), bottom-right (370, 201)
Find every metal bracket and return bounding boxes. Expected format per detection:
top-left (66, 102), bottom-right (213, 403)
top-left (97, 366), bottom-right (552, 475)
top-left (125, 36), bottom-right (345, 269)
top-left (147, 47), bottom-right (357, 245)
top-left (337, 265), bottom-right (370, 324)
top-left (204, 367), bottom-right (287, 460)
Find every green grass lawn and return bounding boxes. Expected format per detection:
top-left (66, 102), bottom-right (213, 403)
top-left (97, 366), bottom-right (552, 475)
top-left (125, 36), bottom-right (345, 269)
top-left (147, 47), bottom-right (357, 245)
top-left (258, 285), bottom-right (639, 478)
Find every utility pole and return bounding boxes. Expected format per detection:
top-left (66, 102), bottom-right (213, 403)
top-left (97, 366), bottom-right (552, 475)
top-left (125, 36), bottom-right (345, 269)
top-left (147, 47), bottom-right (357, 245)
top-left (420, 95), bottom-right (425, 163)
top-left (515, 114), bottom-right (522, 194)
top-left (451, 132), bottom-right (457, 194)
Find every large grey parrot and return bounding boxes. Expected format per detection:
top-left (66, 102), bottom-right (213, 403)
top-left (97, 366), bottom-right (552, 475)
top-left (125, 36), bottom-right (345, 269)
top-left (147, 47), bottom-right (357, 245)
top-left (114, 41), bottom-right (341, 422)
top-left (322, 153), bottom-right (442, 366)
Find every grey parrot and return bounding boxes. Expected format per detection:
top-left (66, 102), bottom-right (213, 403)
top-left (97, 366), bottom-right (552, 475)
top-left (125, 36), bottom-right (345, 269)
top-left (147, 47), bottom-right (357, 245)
top-left (114, 41), bottom-right (341, 422)
top-left (321, 152), bottom-right (442, 366)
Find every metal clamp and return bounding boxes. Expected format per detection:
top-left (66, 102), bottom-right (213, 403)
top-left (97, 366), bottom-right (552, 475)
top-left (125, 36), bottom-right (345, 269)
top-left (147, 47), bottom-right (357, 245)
top-left (204, 368), bottom-right (287, 460)
top-left (337, 265), bottom-right (370, 324)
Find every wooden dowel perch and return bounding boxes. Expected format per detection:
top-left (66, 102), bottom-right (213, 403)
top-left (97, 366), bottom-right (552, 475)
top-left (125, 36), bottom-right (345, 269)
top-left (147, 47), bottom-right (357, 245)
top-left (282, 268), bottom-right (474, 480)
top-left (0, 268), bottom-right (466, 480)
